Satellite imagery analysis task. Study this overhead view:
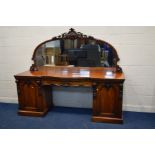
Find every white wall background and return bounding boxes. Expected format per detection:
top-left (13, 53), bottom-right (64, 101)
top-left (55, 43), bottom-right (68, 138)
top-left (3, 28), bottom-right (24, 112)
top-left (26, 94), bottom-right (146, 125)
top-left (0, 26), bottom-right (155, 112)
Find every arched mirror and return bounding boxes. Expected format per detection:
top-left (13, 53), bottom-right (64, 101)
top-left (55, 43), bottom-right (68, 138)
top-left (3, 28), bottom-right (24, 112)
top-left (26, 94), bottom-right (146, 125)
top-left (30, 28), bottom-right (122, 72)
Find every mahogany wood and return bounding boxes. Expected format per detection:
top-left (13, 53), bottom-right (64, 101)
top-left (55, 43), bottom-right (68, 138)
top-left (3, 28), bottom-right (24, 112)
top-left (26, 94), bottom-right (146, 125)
top-left (15, 66), bottom-right (125, 124)
top-left (15, 28), bottom-right (125, 124)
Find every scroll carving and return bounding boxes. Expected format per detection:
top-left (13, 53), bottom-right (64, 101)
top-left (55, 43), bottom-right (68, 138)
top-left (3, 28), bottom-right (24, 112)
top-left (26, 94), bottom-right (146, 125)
top-left (52, 28), bottom-right (94, 40)
top-left (15, 80), bottom-right (20, 95)
top-left (30, 64), bottom-right (38, 72)
top-left (119, 83), bottom-right (123, 100)
top-left (92, 83), bottom-right (98, 97)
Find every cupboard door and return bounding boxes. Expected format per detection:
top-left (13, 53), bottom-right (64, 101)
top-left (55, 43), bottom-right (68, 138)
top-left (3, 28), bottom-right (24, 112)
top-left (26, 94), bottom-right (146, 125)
top-left (16, 79), bottom-right (52, 116)
top-left (17, 81), bottom-right (40, 111)
top-left (95, 83), bottom-right (123, 118)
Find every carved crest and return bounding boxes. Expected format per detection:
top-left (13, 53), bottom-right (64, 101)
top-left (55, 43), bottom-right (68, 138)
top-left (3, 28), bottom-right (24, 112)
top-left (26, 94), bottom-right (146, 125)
top-left (52, 28), bottom-right (94, 40)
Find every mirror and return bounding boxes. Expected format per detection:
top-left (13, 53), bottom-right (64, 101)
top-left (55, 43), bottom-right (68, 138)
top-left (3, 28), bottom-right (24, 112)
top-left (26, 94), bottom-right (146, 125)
top-left (31, 28), bottom-right (121, 72)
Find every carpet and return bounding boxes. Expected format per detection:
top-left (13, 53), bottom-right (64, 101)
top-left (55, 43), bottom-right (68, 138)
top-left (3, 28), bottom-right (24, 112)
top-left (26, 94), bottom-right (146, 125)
top-left (0, 103), bottom-right (155, 129)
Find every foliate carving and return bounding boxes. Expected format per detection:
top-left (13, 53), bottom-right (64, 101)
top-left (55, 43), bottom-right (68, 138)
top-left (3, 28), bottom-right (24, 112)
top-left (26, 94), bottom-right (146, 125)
top-left (92, 83), bottom-right (98, 97)
top-left (15, 80), bottom-right (20, 95)
top-left (36, 80), bottom-right (42, 96)
top-left (119, 83), bottom-right (123, 100)
top-left (15, 79), bottom-right (19, 84)
top-left (103, 83), bottom-right (112, 89)
top-left (24, 80), bottom-right (31, 85)
top-left (36, 80), bottom-right (41, 86)
top-left (52, 28), bottom-right (94, 40)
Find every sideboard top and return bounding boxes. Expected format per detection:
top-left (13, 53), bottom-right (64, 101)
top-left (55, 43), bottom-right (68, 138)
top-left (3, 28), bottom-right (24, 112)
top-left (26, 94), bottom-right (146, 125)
top-left (15, 66), bottom-right (125, 80)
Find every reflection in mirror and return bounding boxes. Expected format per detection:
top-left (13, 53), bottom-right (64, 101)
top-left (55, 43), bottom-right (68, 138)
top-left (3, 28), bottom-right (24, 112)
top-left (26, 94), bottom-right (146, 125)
top-left (45, 40), bottom-right (61, 66)
top-left (35, 40), bottom-right (62, 66)
top-left (100, 43), bottom-right (114, 67)
top-left (33, 28), bottom-right (120, 69)
top-left (34, 39), bottom-right (115, 67)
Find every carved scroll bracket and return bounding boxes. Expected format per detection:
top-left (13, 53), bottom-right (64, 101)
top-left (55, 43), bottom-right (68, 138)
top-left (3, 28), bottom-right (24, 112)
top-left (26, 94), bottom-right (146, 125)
top-left (92, 83), bottom-right (99, 97)
top-left (30, 64), bottom-right (38, 72)
top-left (119, 83), bottom-right (123, 100)
top-left (15, 79), bottom-right (20, 95)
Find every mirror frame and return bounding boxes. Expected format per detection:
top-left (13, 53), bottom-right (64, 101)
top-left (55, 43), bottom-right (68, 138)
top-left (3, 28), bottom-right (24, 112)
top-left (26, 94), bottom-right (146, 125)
top-left (30, 28), bottom-right (122, 72)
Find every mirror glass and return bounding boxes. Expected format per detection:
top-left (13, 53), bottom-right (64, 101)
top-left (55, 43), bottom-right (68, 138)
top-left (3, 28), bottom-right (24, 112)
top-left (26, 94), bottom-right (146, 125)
top-left (34, 38), bottom-right (116, 67)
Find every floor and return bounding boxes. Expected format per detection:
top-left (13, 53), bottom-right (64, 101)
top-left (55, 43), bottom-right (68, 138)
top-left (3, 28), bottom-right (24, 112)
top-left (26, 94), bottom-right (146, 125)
top-left (0, 103), bottom-right (155, 129)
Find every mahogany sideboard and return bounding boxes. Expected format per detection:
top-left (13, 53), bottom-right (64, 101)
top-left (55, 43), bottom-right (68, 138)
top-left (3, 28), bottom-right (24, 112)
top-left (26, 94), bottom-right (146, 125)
top-left (14, 66), bottom-right (125, 124)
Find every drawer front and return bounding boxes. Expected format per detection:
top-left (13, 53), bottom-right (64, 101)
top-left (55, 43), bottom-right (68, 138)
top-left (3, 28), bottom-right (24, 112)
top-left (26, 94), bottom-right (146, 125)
top-left (42, 79), bottom-right (92, 87)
